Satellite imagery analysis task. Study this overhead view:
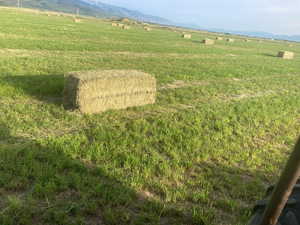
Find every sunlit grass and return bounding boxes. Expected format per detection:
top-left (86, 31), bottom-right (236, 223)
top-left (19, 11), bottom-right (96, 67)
top-left (0, 7), bottom-right (299, 225)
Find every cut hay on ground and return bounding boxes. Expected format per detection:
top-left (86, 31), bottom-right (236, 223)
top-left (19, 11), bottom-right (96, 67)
top-left (202, 39), bottom-right (215, 45)
top-left (182, 34), bottom-right (192, 39)
top-left (63, 70), bottom-right (156, 114)
top-left (277, 51), bottom-right (294, 59)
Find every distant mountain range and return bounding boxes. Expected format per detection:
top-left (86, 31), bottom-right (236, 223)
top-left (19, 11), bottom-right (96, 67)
top-left (0, 0), bottom-right (299, 42)
top-left (80, 0), bottom-right (171, 24)
top-left (0, 0), bottom-right (170, 24)
top-left (204, 28), bottom-right (300, 43)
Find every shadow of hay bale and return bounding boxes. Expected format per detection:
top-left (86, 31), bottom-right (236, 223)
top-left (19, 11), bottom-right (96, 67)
top-left (262, 53), bottom-right (278, 58)
top-left (0, 123), bottom-right (10, 140)
top-left (191, 40), bottom-right (203, 44)
top-left (0, 122), bottom-right (196, 225)
top-left (1, 74), bottom-right (64, 105)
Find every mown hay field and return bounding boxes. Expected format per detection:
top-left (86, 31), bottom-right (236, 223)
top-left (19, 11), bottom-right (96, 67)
top-left (0, 7), bottom-right (300, 225)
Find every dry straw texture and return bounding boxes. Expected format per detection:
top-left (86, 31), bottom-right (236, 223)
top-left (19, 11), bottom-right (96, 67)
top-left (63, 70), bottom-right (156, 114)
top-left (73, 18), bottom-right (81, 23)
top-left (202, 39), bottom-right (215, 45)
top-left (122, 25), bottom-right (130, 30)
top-left (182, 34), bottom-right (192, 39)
top-left (277, 51), bottom-right (294, 59)
top-left (121, 18), bottom-right (130, 23)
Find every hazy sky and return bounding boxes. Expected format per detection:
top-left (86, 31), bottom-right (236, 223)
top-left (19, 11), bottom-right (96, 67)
top-left (98, 0), bottom-right (300, 35)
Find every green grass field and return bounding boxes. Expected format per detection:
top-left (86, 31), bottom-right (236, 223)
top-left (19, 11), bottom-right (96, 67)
top-left (0, 7), bottom-right (299, 225)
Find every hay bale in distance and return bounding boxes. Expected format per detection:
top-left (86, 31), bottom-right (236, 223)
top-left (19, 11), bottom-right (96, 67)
top-left (202, 39), bottom-right (215, 45)
top-left (182, 34), bottom-right (192, 39)
top-left (277, 51), bottom-right (294, 59)
top-left (121, 18), bottom-right (130, 23)
top-left (227, 38), bottom-right (235, 42)
top-left (122, 25), bottom-right (130, 30)
top-left (63, 70), bottom-right (156, 114)
top-left (111, 23), bottom-right (117, 27)
top-left (73, 18), bottom-right (81, 23)
top-left (216, 37), bottom-right (223, 40)
top-left (117, 23), bottom-right (124, 27)
top-left (144, 27), bottom-right (152, 31)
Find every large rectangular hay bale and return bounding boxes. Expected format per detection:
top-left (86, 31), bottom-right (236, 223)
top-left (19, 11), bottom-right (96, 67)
top-left (182, 34), bottom-right (192, 39)
top-left (202, 39), bottom-right (215, 45)
top-left (63, 70), bottom-right (156, 114)
top-left (73, 18), bottom-right (81, 23)
top-left (122, 25), bottom-right (130, 30)
top-left (278, 51), bottom-right (294, 59)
